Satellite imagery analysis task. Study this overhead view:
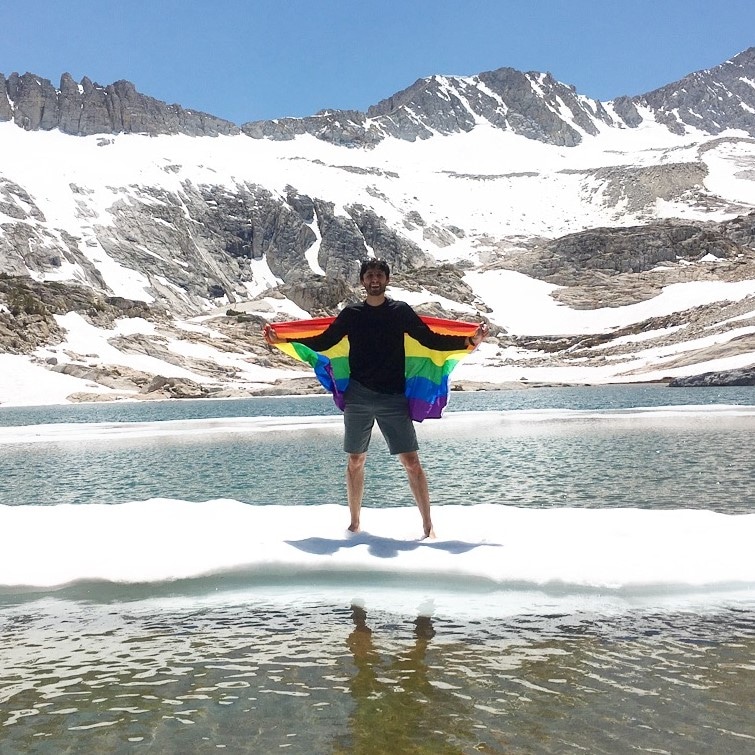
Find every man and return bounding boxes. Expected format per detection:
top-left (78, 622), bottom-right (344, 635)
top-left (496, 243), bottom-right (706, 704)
top-left (264, 258), bottom-right (487, 538)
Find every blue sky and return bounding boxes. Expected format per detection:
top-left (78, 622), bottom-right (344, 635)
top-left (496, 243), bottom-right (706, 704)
top-left (1, 0), bottom-right (754, 124)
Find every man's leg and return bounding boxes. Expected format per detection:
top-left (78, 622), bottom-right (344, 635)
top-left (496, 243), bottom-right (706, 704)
top-left (346, 452), bottom-right (367, 532)
top-left (398, 451), bottom-right (435, 538)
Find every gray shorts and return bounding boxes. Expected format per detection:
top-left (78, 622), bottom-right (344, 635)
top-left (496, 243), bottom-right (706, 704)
top-left (343, 380), bottom-right (418, 455)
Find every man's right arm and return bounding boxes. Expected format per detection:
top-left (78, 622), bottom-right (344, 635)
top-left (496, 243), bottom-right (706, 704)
top-left (267, 311), bottom-right (349, 352)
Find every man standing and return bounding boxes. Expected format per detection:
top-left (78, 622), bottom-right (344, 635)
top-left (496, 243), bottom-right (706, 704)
top-left (264, 258), bottom-right (486, 538)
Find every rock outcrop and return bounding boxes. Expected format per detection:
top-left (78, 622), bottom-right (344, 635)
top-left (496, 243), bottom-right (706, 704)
top-left (0, 72), bottom-right (238, 136)
top-left (511, 218), bottom-right (749, 288)
top-left (1, 175), bottom-right (443, 317)
top-left (0, 274), bottom-right (160, 354)
top-left (668, 367), bottom-right (755, 386)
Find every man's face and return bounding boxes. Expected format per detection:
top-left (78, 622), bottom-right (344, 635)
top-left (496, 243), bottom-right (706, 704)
top-left (361, 268), bottom-right (388, 297)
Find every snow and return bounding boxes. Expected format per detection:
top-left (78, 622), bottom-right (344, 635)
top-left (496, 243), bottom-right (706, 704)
top-left (0, 353), bottom-right (109, 405)
top-left (388, 285), bottom-right (478, 317)
top-left (303, 223), bottom-right (326, 275)
top-left (0, 106), bottom-right (746, 270)
top-left (247, 256), bottom-right (282, 297)
top-left (0, 488), bottom-right (753, 615)
top-left (465, 271), bottom-right (755, 336)
top-left (0, 307), bottom-right (311, 407)
top-left (702, 139), bottom-right (755, 205)
top-left (51, 312), bottom-right (206, 381)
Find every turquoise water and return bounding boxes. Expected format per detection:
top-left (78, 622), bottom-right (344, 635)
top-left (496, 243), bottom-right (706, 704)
top-left (1, 386), bottom-right (754, 753)
top-left (1, 386), bottom-right (754, 513)
top-left (1, 383), bottom-right (754, 427)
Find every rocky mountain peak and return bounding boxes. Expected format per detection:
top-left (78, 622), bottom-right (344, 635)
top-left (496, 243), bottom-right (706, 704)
top-left (242, 66), bottom-right (613, 148)
top-left (241, 48), bottom-right (755, 147)
top-left (362, 66), bottom-right (612, 146)
top-left (635, 46), bottom-right (755, 136)
top-left (0, 71), bottom-right (239, 137)
top-left (3, 48), bottom-right (755, 146)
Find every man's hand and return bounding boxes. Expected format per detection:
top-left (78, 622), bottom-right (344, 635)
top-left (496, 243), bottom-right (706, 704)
top-left (263, 325), bottom-right (283, 345)
top-left (469, 322), bottom-right (489, 348)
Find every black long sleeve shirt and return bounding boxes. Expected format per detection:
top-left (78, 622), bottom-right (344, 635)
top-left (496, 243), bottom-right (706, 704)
top-left (295, 298), bottom-right (468, 394)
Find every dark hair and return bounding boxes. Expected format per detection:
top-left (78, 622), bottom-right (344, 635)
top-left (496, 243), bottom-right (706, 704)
top-left (359, 258), bottom-right (390, 280)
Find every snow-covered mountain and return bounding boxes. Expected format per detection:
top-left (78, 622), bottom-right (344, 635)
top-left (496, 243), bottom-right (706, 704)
top-left (1, 49), bottom-right (755, 405)
top-left (245, 48), bottom-right (755, 147)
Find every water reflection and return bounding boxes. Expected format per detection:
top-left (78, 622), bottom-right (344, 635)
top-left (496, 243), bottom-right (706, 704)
top-left (1, 599), bottom-right (754, 753)
top-left (335, 606), bottom-right (467, 755)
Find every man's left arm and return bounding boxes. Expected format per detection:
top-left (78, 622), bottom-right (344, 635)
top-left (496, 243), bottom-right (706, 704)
top-left (404, 307), bottom-right (487, 350)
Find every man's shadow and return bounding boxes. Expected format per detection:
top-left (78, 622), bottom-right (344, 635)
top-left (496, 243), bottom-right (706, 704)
top-left (286, 532), bottom-right (500, 559)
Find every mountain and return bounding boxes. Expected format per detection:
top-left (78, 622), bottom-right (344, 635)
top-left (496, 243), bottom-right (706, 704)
top-left (1, 49), bottom-right (755, 404)
top-left (5, 48), bottom-right (755, 145)
top-left (0, 72), bottom-right (239, 136)
top-left (243, 47), bottom-right (755, 147)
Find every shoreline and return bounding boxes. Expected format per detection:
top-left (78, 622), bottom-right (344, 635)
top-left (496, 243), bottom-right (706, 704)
top-left (0, 378), bottom-right (677, 411)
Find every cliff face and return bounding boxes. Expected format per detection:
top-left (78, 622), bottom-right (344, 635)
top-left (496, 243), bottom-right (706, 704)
top-left (0, 72), bottom-right (239, 136)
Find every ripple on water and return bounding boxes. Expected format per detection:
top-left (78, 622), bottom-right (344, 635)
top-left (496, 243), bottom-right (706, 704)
top-left (0, 599), bottom-right (753, 753)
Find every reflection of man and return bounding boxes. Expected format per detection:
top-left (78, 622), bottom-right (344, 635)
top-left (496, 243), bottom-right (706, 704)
top-left (265, 258), bottom-right (487, 538)
top-left (346, 605), bottom-right (380, 700)
top-left (334, 604), bottom-right (453, 754)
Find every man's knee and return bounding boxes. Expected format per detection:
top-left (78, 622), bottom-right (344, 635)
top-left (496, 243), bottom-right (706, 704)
top-left (347, 452), bottom-right (367, 471)
top-left (399, 451), bottom-right (422, 474)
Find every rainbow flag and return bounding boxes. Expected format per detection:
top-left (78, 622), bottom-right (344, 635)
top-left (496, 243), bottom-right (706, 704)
top-left (270, 315), bottom-right (478, 421)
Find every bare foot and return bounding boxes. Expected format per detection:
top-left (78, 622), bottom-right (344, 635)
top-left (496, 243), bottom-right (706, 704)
top-left (348, 522), bottom-right (360, 533)
top-left (422, 526), bottom-right (436, 540)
